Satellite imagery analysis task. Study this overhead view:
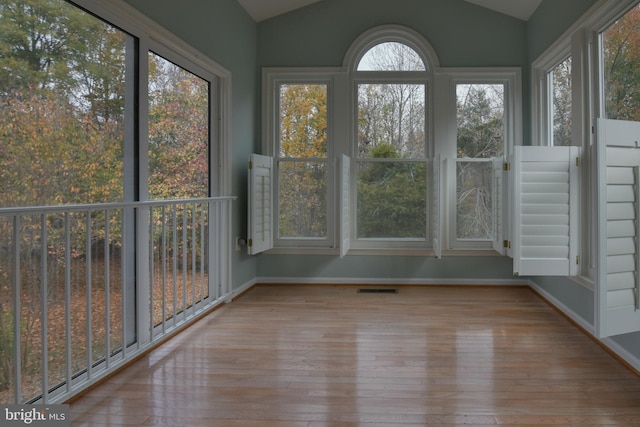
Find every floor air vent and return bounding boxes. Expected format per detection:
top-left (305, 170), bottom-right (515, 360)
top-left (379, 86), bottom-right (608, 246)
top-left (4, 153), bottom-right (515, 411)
top-left (357, 288), bottom-right (398, 294)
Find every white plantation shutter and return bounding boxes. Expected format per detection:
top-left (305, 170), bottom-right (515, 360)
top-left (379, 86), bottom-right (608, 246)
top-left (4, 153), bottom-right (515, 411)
top-left (596, 118), bottom-right (640, 338)
top-left (512, 146), bottom-right (580, 276)
top-left (492, 157), bottom-right (505, 255)
top-left (340, 154), bottom-right (351, 258)
top-left (248, 154), bottom-right (273, 255)
top-left (432, 155), bottom-right (441, 259)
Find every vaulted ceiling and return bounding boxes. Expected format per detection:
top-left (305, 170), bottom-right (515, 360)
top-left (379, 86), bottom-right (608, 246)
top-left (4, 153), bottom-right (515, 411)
top-left (236, 0), bottom-right (544, 22)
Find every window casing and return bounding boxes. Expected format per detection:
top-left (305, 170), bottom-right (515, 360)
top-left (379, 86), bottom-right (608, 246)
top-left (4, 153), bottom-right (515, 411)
top-left (263, 71), bottom-right (338, 248)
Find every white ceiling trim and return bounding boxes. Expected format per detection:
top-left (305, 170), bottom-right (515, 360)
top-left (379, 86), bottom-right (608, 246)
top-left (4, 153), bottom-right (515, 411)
top-left (237, 0), bottom-right (544, 23)
top-left (237, 0), bottom-right (323, 22)
top-left (464, 0), bottom-right (543, 21)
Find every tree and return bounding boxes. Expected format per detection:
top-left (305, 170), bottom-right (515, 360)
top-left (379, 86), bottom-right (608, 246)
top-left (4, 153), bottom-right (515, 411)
top-left (603, 5), bottom-right (640, 121)
top-left (455, 84), bottom-right (504, 239)
top-left (148, 54), bottom-right (209, 200)
top-left (551, 57), bottom-right (572, 146)
top-left (277, 83), bottom-right (328, 238)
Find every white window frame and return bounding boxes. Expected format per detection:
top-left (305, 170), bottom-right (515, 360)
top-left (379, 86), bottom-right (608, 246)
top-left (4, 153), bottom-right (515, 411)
top-left (262, 68), bottom-right (342, 248)
top-left (435, 68), bottom-right (522, 252)
top-left (69, 0), bottom-right (233, 342)
top-left (345, 25), bottom-right (438, 251)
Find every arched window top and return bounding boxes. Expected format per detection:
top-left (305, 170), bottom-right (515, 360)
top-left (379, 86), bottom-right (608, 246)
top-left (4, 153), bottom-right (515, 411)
top-left (344, 25), bottom-right (439, 72)
top-left (357, 42), bottom-right (426, 71)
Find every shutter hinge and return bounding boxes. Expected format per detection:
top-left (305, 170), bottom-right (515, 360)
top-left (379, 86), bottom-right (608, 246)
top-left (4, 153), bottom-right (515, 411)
top-left (503, 163), bottom-right (511, 171)
top-left (248, 239), bottom-right (253, 247)
top-left (592, 125), bottom-right (595, 134)
top-left (248, 160), bottom-right (253, 169)
top-left (576, 256), bottom-right (580, 265)
top-left (503, 240), bottom-right (511, 249)
top-left (576, 157), bottom-right (580, 167)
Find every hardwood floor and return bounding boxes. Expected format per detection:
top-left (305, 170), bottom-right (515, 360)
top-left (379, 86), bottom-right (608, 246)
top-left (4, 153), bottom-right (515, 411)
top-left (70, 284), bottom-right (640, 426)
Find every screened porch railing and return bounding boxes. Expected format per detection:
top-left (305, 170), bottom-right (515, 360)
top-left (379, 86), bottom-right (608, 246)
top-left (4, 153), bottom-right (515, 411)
top-left (0, 197), bottom-right (234, 405)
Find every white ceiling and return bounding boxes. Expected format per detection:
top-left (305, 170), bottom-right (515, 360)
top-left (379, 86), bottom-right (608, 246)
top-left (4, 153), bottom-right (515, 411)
top-left (237, 0), bottom-right (544, 22)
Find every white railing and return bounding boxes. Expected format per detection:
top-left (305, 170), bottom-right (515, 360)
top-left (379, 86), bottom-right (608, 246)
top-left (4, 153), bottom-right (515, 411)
top-left (0, 197), bottom-right (234, 405)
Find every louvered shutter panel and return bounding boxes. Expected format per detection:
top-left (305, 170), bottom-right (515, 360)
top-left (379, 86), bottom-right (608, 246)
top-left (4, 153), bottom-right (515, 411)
top-left (248, 154), bottom-right (273, 255)
top-left (512, 146), bottom-right (579, 276)
top-left (596, 118), bottom-right (640, 338)
top-left (492, 157), bottom-right (505, 255)
top-left (340, 155), bottom-right (351, 259)
top-left (432, 155), bottom-right (442, 259)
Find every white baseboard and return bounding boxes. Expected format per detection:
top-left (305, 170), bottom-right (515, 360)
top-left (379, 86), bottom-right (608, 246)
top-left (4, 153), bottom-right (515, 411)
top-left (527, 280), bottom-right (594, 334)
top-left (225, 277), bottom-right (257, 302)
top-left (601, 336), bottom-right (640, 373)
top-left (529, 280), bottom-right (640, 374)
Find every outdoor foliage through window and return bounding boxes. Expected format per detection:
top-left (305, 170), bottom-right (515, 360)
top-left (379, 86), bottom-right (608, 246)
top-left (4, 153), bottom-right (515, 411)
top-left (148, 53), bottom-right (210, 200)
top-left (456, 84), bottom-right (504, 240)
top-left (278, 83), bottom-right (328, 238)
top-left (0, 0), bottom-right (213, 404)
top-left (355, 43), bottom-right (428, 239)
top-left (551, 56), bottom-right (572, 146)
top-left (603, 4), bottom-right (640, 121)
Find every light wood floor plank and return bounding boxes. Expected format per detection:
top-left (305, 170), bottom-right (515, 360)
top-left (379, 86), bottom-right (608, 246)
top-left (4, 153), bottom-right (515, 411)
top-left (70, 285), bottom-right (640, 426)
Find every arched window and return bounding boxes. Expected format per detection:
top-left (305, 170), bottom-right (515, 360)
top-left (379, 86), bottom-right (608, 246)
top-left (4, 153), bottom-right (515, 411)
top-left (344, 26), bottom-right (438, 246)
top-left (357, 42), bottom-right (426, 71)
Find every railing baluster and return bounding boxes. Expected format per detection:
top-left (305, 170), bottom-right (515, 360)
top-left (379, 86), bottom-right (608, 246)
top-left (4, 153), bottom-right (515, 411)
top-left (199, 203), bottom-right (205, 311)
top-left (182, 203), bottom-right (188, 320)
top-left (64, 213), bottom-right (72, 393)
top-left (172, 204), bottom-right (177, 325)
top-left (13, 215), bottom-right (22, 404)
top-left (161, 206), bottom-right (167, 333)
top-left (191, 203), bottom-right (196, 316)
top-left (104, 210), bottom-right (111, 368)
top-left (149, 207), bottom-right (155, 342)
top-left (40, 214), bottom-right (48, 404)
top-left (121, 207), bottom-right (128, 358)
top-left (85, 213), bottom-right (92, 380)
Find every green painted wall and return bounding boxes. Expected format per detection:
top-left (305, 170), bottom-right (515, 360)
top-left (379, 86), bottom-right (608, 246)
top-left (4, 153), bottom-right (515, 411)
top-left (124, 0), bottom-right (258, 289)
top-left (527, 0), bottom-right (599, 62)
top-left (258, 0), bottom-right (527, 68)
top-left (257, 254), bottom-right (515, 282)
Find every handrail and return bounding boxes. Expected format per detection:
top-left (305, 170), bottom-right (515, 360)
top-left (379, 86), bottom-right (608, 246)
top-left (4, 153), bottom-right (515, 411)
top-left (0, 196), bottom-right (237, 216)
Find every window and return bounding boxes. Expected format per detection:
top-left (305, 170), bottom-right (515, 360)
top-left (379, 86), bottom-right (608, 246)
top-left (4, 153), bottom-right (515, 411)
top-left (439, 70), bottom-right (520, 252)
top-left (601, 4), bottom-right (640, 121)
top-left (550, 56), bottom-right (573, 146)
top-left (261, 72), bottom-right (335, 248)
top-left (277, 83), bottom-right (329, 240)
top-left (348, 29), bottom-right (437, 249)
top-left (258, 26), bottom-right (521, 255)
top-left (355, 56), bottom-right (429, 241)
top-left (148, 53), bottom-right (211, 199)
top-left (455, 83), bottom-right (505, 241)
top-left (0, 0), bottom-right (231, 404)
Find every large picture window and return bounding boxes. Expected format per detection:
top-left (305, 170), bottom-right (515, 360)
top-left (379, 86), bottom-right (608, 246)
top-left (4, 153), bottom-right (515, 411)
top-left (0, 0), bottom-right (231, 405)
